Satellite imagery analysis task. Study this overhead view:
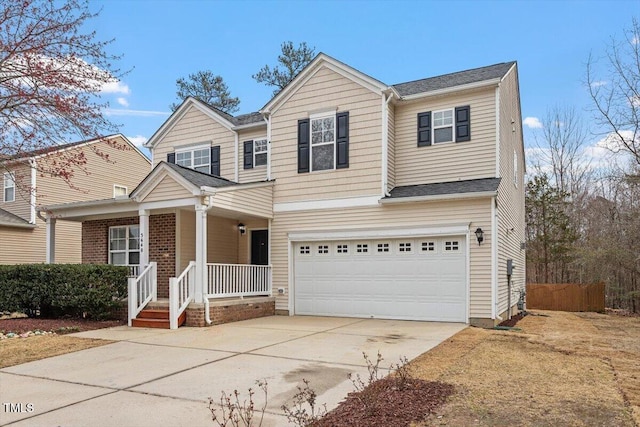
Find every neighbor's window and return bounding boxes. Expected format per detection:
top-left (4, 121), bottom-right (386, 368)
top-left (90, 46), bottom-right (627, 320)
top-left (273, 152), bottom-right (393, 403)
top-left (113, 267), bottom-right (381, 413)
top-left (311, 114), bottom-right (335, 171)
top-left (3, 172), bottom-right (15, 202)
top-left (109, 225), bottom-right (140, 267)
top-left (433, 109), bottom-right (454, 143)
top-left (253, 139), bottom-right (268, 167)
top-left (176, 147), bottom-right (210, 173)
top-left (113, 185), bottom-right (128, 197)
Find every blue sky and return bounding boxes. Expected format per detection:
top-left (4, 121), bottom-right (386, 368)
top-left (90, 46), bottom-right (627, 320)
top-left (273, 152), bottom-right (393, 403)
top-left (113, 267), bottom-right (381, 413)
top-left (91, 0), bottom-right (638, 159)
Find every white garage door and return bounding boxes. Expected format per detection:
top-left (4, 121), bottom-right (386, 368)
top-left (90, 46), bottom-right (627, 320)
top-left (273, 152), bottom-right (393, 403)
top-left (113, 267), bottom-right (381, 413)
top-left (294, 237), bottom-right (467, 322)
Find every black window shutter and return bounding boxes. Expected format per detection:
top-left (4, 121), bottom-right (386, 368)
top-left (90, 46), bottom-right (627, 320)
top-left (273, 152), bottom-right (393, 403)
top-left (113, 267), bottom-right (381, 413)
top-left (167, 152), bottom-right (176, 163)
top-left (210, 146), bottom-right (220, 176)
top-left (243, 141), bottom-right (253, 170)
top-left (455, 106), bottom-right (471, 142)
top-left (298, 119), bottom-right (310, 173)
top-left (417, 112), bottom-right (431, 146)
top-left (336, 111), bottom-right (349, 169)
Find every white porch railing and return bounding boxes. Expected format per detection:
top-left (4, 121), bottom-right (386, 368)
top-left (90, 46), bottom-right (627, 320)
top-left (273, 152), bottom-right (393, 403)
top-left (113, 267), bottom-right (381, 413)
top-left (207, 263), bottom-right (272, 298)
top-left (127, 265), bottom-right (140, 277)
top-left (128, 262), bottom-right (157, 326)
top-left (169, 261), bottom-right (196, 329)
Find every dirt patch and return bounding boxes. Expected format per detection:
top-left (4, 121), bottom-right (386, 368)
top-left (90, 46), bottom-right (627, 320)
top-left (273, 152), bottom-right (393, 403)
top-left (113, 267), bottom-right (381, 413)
top-left (497, 311), bottom-right (527, 327)
top-left (0, 335), bottom-right (112, 368)
top-left (0, 317), bottom-right (124, 335)
top-left (315, 377), bottom-right (454, 427)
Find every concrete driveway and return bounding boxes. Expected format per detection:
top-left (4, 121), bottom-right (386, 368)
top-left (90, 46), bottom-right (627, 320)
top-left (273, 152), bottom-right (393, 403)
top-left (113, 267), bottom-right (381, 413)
top-left (0, 316), bottom-right (465, 427)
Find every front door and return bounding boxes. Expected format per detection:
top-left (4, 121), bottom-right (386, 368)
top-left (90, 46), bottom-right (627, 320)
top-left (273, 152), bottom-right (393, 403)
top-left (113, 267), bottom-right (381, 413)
top-left (251, 229), bottom-right (269, 265)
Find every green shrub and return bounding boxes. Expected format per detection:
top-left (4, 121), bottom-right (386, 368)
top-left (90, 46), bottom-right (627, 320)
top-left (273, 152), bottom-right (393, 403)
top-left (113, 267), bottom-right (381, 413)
top-left (0, 264), bottom-right (129, 319)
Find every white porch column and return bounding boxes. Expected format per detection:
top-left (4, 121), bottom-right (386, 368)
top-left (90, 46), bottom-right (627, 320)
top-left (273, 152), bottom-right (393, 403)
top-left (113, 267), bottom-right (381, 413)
top-left (45, 217), bottom-right (56, 264)
top-left (138, 210), bottom-right (150, 268)
top-left (195, 204), bottom-right (208, 303)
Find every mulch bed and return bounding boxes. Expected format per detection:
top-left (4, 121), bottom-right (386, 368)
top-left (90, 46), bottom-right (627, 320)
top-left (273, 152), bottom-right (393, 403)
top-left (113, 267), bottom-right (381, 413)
top-left (498, 311), bottom-right (528, 327)
top-left (313, 377), bottom-right (454, 427)
top-left (0, 317), bottom-right (125, 335)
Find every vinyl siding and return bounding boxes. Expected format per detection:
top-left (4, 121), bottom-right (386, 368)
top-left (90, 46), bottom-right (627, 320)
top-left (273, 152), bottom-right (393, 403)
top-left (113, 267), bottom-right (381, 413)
top-left (0, 136), bottom-right (149, 265)
top-left (238, 127), bottom-right (268, 183)
top-left (270, 66), bottom-right (383, 203)
top-left (271, 198), bottom-right (493, 319)
top-left (153, 106), bottom-right (236, 181)
top-left (213, 185), bottom-right (274, 219)
top-left (207, 216), bottom-right (238, 264)
top-left (237, 219), bottom-right (269, 264)
top-left (394, 87), bottom-right (497, 186)
top-left (496, 65), bottom-right (526, 315)
top-left (177, 209), bottom-right (195, 272)
top-left (387, 103), bottom-right (396, 192)
top-left (142, 175), bottom-right (193, 203)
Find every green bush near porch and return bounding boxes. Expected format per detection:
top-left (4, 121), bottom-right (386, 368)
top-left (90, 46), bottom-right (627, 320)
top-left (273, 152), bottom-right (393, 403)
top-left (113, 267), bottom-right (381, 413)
top-left (0, 264), bottom-right (129, 319)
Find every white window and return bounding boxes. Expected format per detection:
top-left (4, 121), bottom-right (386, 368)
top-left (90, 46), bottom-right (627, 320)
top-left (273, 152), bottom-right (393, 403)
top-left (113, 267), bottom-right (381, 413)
top-left (513, 150), bottom-right (518, 187)
top-left (433, 109), bottom-right (454, 143)
top-left (109, 225), bottom-right (140, 267)
top-left (113, 185), bottom-right (128, 197)
top-left (445, 241), bottom-right (460, 251)
top-left (3, 172), bottom-right (15, 202)
top-left (337, 244), bottom-right (348, 254)
top-left (176, 146), bottom-right (210, 174)
top-left (377, 243), bottom-right (390, 253)
top-left (399, 242), bottom-right (412, 252)
top-left (356, 243), bottom-right (369, 253)
top-left (317, 245), bottom-right (329, 254)
top-left (254, 139), bottom-right (268, 167)
top-left (299, 245), bottom-right (310, 255)
top-left (310, 114), bottom-right (335, 171)
top-left (421, 241), bottom-right (436, 252)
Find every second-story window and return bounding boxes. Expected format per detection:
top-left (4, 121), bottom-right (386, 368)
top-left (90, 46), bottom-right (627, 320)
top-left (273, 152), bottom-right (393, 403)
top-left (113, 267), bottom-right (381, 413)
top-left (176, 147), bottom-right (210, 174)
top-left (417, 106), bottom-right (470, 146)
top-left (311, 114), bottom-right (335, 171)
top-left (3, 172), bottom-right (15, 202)
top-left (433, 109), bottom-right (454, 143)
top-left (254, 139), bottom-right (268, 167)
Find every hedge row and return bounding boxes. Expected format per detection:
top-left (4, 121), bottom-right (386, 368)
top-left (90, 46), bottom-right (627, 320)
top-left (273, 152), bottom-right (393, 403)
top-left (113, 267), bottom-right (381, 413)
top-left (0, 264), bottom-right (129, 319)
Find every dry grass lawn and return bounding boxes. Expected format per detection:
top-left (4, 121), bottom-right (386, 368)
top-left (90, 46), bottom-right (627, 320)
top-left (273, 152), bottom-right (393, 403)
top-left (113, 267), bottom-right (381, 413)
top-left (0, 335), bottom-right (112, 368)
top-left (409, 311), bottom-right (639, 427)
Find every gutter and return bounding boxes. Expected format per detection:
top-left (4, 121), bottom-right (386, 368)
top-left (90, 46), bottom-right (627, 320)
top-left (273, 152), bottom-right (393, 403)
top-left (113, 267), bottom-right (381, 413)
top-left (0, 221), bottom-right (36, 229)
top-left (379, 190), bottom-right (498, 205)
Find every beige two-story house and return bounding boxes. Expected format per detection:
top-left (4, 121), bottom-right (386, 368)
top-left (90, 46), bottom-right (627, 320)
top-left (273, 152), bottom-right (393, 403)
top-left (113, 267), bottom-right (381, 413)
top-left (1, 135), bottom-right (150, 264)
top-left (42, 54), bottom-right (526, 328)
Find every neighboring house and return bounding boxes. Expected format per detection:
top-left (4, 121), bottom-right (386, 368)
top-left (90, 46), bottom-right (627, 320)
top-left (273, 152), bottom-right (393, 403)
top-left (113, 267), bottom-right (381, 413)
top-left (0, 135), bottom-right (150, 264)
top-left (42, 54), bottom-right (525, 328)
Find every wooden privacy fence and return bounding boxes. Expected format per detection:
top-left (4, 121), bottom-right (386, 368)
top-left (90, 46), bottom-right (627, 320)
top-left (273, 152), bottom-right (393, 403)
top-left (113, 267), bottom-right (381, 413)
top-left (526, 283), bottom-right (605, 312)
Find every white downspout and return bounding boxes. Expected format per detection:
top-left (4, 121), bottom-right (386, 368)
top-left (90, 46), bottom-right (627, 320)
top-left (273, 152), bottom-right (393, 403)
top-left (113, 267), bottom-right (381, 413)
top-left (234, 131), bottom-right (239, 182)
top-left (264, 113), bottom-right (271, 181)
top-left (29, 159), bottom-right (37, 224)
top-left (492, 197), bottom-right (502, 321)
top-left (381, 92), bottom-right (394, 197)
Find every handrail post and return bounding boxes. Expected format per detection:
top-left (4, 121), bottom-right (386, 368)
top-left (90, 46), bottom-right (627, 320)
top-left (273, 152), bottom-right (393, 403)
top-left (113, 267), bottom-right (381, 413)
top-left (169, 277), bottom-right (178, 330)
top-left (128, 277), bottom-right (136, 327)
top-left (151, 262), bottom-right (158, 302)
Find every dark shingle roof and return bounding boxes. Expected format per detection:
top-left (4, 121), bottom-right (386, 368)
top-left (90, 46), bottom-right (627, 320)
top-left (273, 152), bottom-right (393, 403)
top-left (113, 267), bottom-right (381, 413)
top-left (197, 100), bottom-right (264, 127)
top-left (164, 162), bottom-right (236, 188)
top-left (0, 207), bottom-right (33, 228)
top-left (386, 178), bottom-right (501, 199)
top-left (392, 62), bottom-right (515, 97)
top-left (2, 134), bottom-right (121, 161)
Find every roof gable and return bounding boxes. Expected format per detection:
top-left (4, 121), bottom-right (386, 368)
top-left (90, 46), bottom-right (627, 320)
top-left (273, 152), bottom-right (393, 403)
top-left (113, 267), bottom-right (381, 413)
top-left (261, 53), bottom-right (389, 114)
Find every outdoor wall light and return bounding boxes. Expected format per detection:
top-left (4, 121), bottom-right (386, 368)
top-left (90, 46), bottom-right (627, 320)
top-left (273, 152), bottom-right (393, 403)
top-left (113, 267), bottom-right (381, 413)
top-left (238, 223), bottom-right (246, 235)
top-left (474, 227), bottom-right (484, 246)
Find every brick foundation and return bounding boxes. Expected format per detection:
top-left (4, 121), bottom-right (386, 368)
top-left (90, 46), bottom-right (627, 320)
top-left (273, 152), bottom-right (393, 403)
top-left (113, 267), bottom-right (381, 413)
top-left (82, 213), bottom-right (176, 298)
top-left (184, 297), bottom-right (276, 327)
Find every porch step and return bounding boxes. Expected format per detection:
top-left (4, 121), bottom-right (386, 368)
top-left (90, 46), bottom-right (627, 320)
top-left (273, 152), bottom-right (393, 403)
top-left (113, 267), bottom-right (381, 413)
top-left (132, 309), bottom-right (186, 329)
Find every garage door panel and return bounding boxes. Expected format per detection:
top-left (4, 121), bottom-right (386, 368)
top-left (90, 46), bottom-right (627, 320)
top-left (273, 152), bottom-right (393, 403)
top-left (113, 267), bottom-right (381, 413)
top-left (294, 237), bottom-right (467, 322)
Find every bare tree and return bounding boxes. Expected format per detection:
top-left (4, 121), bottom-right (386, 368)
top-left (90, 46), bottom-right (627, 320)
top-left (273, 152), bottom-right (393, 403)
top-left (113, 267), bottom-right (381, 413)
top-left (586, 18), bottom-right (640, 165)
top-left (0, 0), bottom-right (124, 189)
top-left (253, 42), bottom-right (316, 95)
top-left (170, 70), bottom-right (240, 113)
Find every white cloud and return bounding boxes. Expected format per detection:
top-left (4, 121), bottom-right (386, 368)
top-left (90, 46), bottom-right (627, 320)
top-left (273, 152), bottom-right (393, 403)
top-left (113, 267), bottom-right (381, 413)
top-left (101, 80), bottom-right (130, 94)
top-left (116, 97), bottom-right (129, 107)
top-left (126, 135), bottom-right (148, 147)
top-left (104, 108), bottom-right (171, 117)
top-left (590, 80), bottom-right (608, 88)
top-left (523, 117), bottom-right (543, 129)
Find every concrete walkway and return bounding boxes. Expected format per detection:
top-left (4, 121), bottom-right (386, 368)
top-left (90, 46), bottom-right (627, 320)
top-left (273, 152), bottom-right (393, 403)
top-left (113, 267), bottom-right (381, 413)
top-left (0, 316), bottom-right (466, 427)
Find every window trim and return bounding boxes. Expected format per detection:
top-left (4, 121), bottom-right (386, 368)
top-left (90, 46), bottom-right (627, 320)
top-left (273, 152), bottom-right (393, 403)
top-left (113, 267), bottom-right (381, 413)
top-left (432, 108), bottom-right (455, 144)
top-left (108, 225), bottom-right (140, 267)
top-left (253, 138), bottom-right (268, 168)
top-left (175, 144), bottom-right (211, 174)
top-left (309, 112), bottom-right (336, 172)
top-left (113, 184), bottom-right (128, 198)
top-left (3, 172), bottom-right (15, 202)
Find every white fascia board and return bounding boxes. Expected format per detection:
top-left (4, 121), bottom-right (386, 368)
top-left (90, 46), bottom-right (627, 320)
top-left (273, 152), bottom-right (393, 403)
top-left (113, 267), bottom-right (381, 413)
top-left (201, 180), bottom-right (274, 195)
top-left (399, 79), bottom-right (501, 102)
top-left (379, 191), bottom-right (498, 205)
top-left (139, 197), bottom-right (198, 211)
top-left (0, 221), bottom-right (36, 229)
top-left (43, 199), bottom-right (138, 220)
top-left (289, 224), bottom-right (470, 242)
top-left (232, 122), bottom-right (266, 131)
top-left (273, 195), bottom-right (379, 213)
